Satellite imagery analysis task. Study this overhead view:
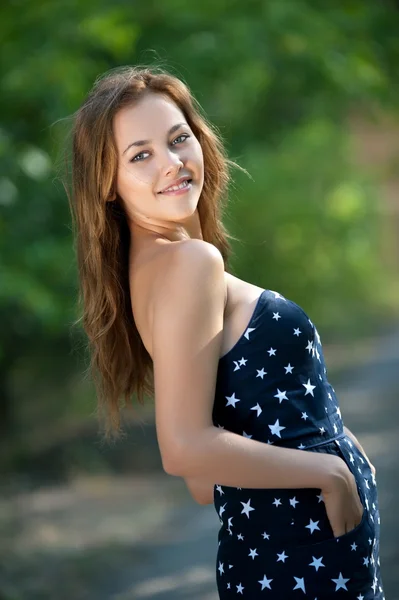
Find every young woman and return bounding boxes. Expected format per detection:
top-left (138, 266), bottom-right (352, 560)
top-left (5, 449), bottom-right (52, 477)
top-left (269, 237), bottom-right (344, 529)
top-left (67, 66), bottom-right (384, 599)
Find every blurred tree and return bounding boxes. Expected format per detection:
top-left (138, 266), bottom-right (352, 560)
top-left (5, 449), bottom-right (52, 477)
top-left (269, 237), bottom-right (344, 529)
top-left (1, 0), bottom-right (399, 449)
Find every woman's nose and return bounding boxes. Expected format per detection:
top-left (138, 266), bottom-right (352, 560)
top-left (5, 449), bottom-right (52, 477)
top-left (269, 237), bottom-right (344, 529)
top-left (161, 149), bottom-right (184, 176)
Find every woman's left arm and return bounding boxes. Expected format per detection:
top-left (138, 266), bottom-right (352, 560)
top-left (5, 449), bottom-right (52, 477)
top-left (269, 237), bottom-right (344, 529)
top-left (183, 476), bottom-right (215, 505)
top-left (343, 425), bottom-right (376, 477)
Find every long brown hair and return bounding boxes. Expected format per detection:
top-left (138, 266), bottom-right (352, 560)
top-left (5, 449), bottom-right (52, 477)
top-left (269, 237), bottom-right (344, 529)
top-left (65, 65), bottom-right (241, 441)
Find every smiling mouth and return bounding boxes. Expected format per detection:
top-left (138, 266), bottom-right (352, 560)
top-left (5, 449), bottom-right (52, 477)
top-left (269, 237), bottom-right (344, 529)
top-left (159, 179), bottom-right (193, 193)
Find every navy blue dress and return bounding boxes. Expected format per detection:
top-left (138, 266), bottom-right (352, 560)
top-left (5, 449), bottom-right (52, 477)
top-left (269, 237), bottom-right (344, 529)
top-left (212, 289), bottom-right (384, 599)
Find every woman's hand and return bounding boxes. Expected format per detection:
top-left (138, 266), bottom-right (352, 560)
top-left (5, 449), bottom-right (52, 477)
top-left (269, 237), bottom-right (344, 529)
top-left (322, 457), bottom-right (364, 538)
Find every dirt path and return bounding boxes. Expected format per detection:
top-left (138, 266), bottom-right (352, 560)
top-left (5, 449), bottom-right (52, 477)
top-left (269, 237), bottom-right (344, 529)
top-left (0, 328), bottom-right (398, 599)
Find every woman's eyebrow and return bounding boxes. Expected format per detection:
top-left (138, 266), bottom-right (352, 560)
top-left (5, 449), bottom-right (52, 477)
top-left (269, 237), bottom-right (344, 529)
top-left (122, 122), bottom-right (188, 155)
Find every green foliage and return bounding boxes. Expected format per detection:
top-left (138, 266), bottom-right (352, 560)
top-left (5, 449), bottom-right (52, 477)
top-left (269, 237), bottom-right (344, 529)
top-left (1, 0), bottom-right (399, 443)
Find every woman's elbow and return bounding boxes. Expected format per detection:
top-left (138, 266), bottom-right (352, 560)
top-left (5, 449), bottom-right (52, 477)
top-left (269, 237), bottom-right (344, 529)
top-left (161, 447), bottom-right (187, 477)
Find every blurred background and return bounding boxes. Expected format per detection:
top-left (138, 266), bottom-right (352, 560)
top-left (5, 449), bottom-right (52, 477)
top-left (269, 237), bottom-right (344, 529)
top-left (1, 1), bottom-right (399, 598)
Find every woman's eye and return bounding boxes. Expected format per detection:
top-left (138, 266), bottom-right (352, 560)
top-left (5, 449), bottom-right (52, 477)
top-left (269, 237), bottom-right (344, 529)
top-left (130, 151), bottom-right (149, 163)
top-left (172, 133), bottom-right (190, 145)
top-left (130, 134), bottom-right (189, 163)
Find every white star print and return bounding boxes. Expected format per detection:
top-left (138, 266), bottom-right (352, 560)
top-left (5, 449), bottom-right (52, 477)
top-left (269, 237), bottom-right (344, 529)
top-left (225, 393), bottom-right (240, 408)
top-left (258, 575), bottom-right (273, 590)
top-left (240, 499), bottom-right (255, 518)
top-left (256, 368), bottom-right (267, 379)
top-left (243, 327), bottom-right (255, 340)
top-left (268, 419), bottom-right (286, 438)
top-left (274, 389), bottom-right (288, 403)
top-left (305, 519), bottom-right (320, 534)
top-left (331, 572), bottom-right (350, 591)
top-left (250, 402), bottom-right (262, 417)
top-left (303, 378), bottom-right (316, 396)
top-left (309, 556), bottom-right (325, 571)
top-left (271, 291), bottom-right (286, 300)
top-left (277, 551), bottom-right (288, 562)
top-left (212, 287), bottom-right (383, 597)
top-left (293, 577), bottom-right (306, 593)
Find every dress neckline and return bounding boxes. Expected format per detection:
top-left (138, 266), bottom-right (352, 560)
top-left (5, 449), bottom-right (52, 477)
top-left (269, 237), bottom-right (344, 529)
top-left (219, 289), bottom-right (268, 362)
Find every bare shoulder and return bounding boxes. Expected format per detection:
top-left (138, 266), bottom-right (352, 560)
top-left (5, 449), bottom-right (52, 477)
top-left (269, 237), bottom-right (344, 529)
top-left (151, 238), bottom-right (226, 324)
top-left (149, 239), bottom-right (226, 473)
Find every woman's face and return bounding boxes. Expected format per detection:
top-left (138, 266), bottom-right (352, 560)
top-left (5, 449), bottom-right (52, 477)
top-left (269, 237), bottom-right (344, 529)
top-left (112, 93), bottom-right (204, 235)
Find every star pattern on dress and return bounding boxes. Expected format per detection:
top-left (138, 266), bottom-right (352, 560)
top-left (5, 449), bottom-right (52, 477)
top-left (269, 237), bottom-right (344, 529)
top-left (331, 572), bottom-right (350, 591)
top-left (225, 393), bottom-right (240, 408)
top-left (258, 574), bottom-right (273, 590)
top-left (277, 551), bottom-right (289, 563)
top-left (244, 327), bottom-right (256, 340)
top-left (250, 403), bottom-right (262, 417)
top-left (268, 419), bottom-right (286, 437)
top-left (212, 289), bottom-right (384, 599)
top-left (240, 499), bottom-right (255, 518)
top-left (305, 519), bottom-right (320, 534)
top-left (309, 556), bottom-right (325, 571)
top-left (303, 378), bottom-right (316, 396)
top-left (256, 368), bottom-right (267, 379)
top-left (293, 576), bottom-right (306, 593)
top-left (274, 389), bottom-right (289, 403)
